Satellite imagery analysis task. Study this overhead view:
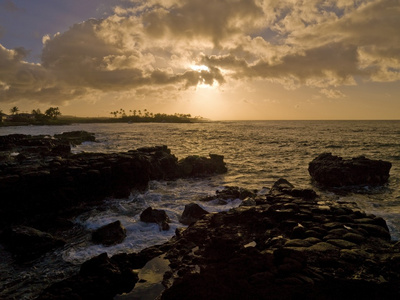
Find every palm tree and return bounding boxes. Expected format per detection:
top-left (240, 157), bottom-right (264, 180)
top-left (32, 109), bottom-right (42, 115)
top-left (10, 106), bottom-right (19, 115)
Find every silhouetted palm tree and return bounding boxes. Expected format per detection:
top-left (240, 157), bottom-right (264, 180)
top-left (10, 106), bottom-right (19, 115)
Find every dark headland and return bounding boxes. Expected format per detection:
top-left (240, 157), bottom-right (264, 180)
top-left (1, 131), bottom-right (399, 300)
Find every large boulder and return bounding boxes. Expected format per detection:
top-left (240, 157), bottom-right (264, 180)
top-left (178, 154), bottom-right (227, 176)
top-left (54, 130), bottom-right (96, 146)
top-left (179, 203), bottom-right (209, 225)
top-left (92, 220), bottom-right (127, 246)
top-left (0, 226), bottom-right (65, 260)
top-left (140, 207), bottom-right (170, 231)
top-left (308, 153), bottom-right (392, 187)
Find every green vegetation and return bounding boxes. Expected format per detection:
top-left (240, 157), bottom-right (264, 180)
top-left (0, 106), bottom-right (68, 126)
top-left (107, 108), bottom-right (205, 123)
top-left (61, 110), bottom-right (206, 124)
top-left (0, 106), bottom-right (207, 126)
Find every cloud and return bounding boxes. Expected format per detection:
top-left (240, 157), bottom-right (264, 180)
top-left (286, 0), bottom-right (400, 81)
top-left (0, 0), bottom-right (399, 107)
top-left (0, 44), bottom-right (85, 104)
top-left (320, 88), bottom-right (346, 99)
top-left (1, 0), bottom-right (24, 12)
top-left (140, 0), bottom-right (265, 46)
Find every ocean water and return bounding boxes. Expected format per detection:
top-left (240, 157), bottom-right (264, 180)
top-left (1, 120), bottom-right (399, 299)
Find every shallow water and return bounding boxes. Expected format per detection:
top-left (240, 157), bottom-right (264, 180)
top-left (1, 120), bottom-right (399, 299)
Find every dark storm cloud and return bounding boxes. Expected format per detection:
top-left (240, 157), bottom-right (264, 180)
top-left (0, 0), bottom-right (399, 106)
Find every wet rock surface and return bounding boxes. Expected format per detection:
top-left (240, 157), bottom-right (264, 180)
top-left (0, 133), bottom-right (227, 231)
top-left (179, 203), bottom-right (209, 225)
top-left (0, 226), bottom-right (66, 261)
top-left (54, 130), bottom-right (96, 146)
top-left (309, 153), bottom-right (392, 187)
top-left (38, 246), bottom-right (169, 300)
top-left (199, 186), bottom-right (257, 204)
top-left (178, 154), bottom-right (227, 176)
top-left (39, 179), bottom-right (400, 300)
top-left (92, 220), bottom-right (127, 246)
top-left (140, 207), bottom-right (171, 231)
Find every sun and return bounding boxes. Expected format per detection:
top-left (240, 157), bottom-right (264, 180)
top-left (190, 64), bottom-right (210, 72)
top-left (189, 64), bottom-right (219, 89)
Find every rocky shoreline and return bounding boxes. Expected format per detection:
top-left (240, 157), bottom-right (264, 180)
top-left (0, 132), bottom-right (226, 231)
top-left (0, 132), bottom-right (398, 299)
top-left (37, 179), bottom-right (400, 300)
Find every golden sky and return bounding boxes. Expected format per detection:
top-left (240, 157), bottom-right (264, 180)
top-left (0, 0), bottom-right (399, 120)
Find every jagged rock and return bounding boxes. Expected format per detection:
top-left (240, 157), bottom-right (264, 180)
top-left (239, 197), bottom-right (257, 207)
top-left (308, 153), bottom-right (392, 187)
top-left (0, 138), bottom-right (227, 230)
top-left (39, 253), bottom-right (138, 300)
top-left (39, 179), bottom-right (400, 299)
top-left (0, 226), bottom-right (65, 260)
top-left (179, 203), bottom-right (209, 225)
top-left (54, 130), bottom-right (96, 146)
top-left (38, 247), bottom-right (168, 299)
top-left (178, 154), bottom-right (227, 176)
top-left (137, 145), bottom-right (171, 154)
top-left (269, 178), bottom-right (317, 200)
top-left (92, 220), bottom-right (127, 246)
top-left (200, 186), bottom-right (257, 203)
top-left (140, 207), bottom-right (170, 230)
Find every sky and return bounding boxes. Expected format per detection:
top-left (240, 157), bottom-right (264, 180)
top-left (0, 0), bottom-right (399, 120)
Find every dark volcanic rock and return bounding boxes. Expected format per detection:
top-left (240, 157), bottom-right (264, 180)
top-left (160, 181), bottom-right (398, 300)
top-left (308, 153), bottom-right (392, 187)
top-left (0, 131), bottom-right (95, 157)
top-left (0, 226), bottom-right (65, 260)
top-left (0, 135), bottom-right (227, 230)
top-left (54, 130), bottom-right (96, 146)
top-left (140, 207), bottom-right (170, 231)
top-left (200, 186), bottom-right (257, 203)
top-left (178, 154), bottom-right (227, 176)
top-left (39, 179), bottom-right (400, 300)
top-left (269, 178), bottom-right (317, 200)
top-left (38, 246), bottom-right (168, 300)
top-left (179, 203), bottom-right (209, 225)
top-left (92, 220), bottom-right (127, 246)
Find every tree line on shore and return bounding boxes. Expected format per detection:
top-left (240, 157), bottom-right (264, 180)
top-left (109, 108), bottom-right (203, 123)
top-left (0, 106), bottom-right (62, 125)
top-left (0, 106), bottom-right (205, 126)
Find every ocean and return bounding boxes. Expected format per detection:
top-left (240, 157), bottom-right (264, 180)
top-left (1, 120), bottom-right (399, 299)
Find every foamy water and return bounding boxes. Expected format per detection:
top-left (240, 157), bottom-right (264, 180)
top-left (1, 120), bottom-right (399, 299)
top-left (63, 179), bottom-right (242, 264)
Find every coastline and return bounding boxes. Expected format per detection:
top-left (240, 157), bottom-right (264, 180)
top-left (0, 131), bottom-right (399, 299)
top-left (38, 179), bottom-right (400, 300)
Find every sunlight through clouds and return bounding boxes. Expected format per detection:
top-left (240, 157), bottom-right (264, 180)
top-left (0, 0), bottom-right (399, 119)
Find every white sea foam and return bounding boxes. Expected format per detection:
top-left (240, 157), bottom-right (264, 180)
top-left (1, 120), bottom-right (400, 299)
top-left (63, 178), bottom-right (242, 264)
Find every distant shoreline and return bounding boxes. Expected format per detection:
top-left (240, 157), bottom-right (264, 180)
top-left (2, 119), bottom-right (399, 127)
top-left (0, 116), bottom-right (210, 127)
